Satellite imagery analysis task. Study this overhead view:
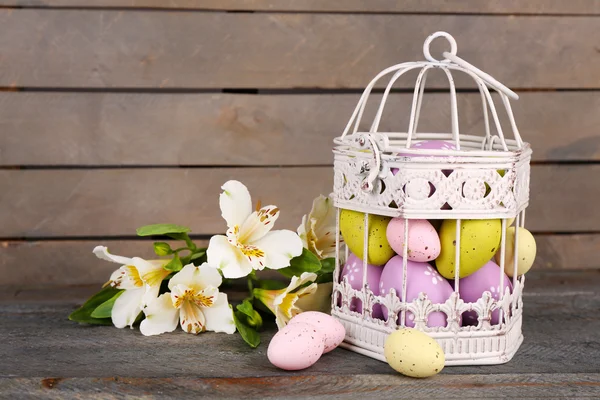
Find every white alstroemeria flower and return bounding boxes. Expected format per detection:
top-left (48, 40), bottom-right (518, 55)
top-left (207, 180), bottom-right (303, 279)
top-left (297, 194), bottom-right (338, 260)
top-left (93, 246), bottom-right (171, 329)
top-left (254, 272), bottom-right (327, 329)
top-left (139, 263), bottom-right (236, 336)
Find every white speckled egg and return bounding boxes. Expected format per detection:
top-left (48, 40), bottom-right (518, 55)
top-left (386, 218), bottom-right (441, 262)
top-left (288, 311), bottom-right (345, 353)
top-left (267, 322), bottom-right (325, 370)
top-left (384, 328), bottom-right (445, 378)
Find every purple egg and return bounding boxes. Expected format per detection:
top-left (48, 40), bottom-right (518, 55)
top-left (392, 140), bottom-right (456, 176)
top-left (379, 255), bottom-right (454, 327)
top-left (340, 253), bottom-right (384, 319)
top-left (458, 260), bottom-right (513, 326)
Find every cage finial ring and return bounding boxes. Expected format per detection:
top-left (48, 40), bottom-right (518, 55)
top-left (423, 31), bottom-right (457, 63)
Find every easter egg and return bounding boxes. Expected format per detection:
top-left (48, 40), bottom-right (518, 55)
top-left (459, 260), bottom-right (513, 326)
top-left (340, 209), bottom-right (395, 265)
top-left (495, 226), bottom-right (537, 277)
top-left (340, 253), bottom-right (384, 319)
top-left (384, 328), bottom-right (445, 378)
top-left (267, 322), bottom-right (325, 370)
top-left (379, 256), bottom-right (454, 327)
top-left (386, 218), bottom-right (441, 262)
top-left (436, 219), bottom-right (502, 279)
top-left (288, 311), bottom-right (345, 353)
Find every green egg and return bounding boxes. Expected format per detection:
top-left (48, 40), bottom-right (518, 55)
top-left (436, 219), bottom-right (502, 279)
top-left (340, 209), bottom-right (395, 266)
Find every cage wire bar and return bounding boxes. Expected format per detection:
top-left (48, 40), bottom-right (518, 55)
top-left (331, 31), bottom-right (530, 365)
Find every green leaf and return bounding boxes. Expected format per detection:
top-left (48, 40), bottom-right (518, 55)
top-left (164, 254), bottom-right (183, 272)
top-left (277, 248), bottom-right (322, 279)
top-left (316, 272), bottom-right (333, 284)
top-left (236, 300), bottom-right (263, 329)
top-left (189, 249), bottom-right (207, 261)
top-left (167, 232), bottom-right (197, 251)
top-left (233, 310), bottom-right (261, 348)
top-left (257, 279), bottom-right (287, 290)
top-left (90, 290), bottom-right (124, 318)
top-left (153, 242), bottom-right (173, 256)
top-left (319, 257), bottom-right (336, 274)
top-left (69, 286), bottom-right (122, 325)
top-left (136, 224), bottom-right (191, 237)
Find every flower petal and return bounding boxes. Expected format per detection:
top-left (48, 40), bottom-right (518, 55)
top-left (93, 246), bottom-right (134, 266)
top-left (139, 293), bottom-right (179, 336)
top-left (207, 235), bottom-right (254, 279)
top-left (202, 292), bottom-right (236, 334)
top-left (168, 263), bottom-right (222, 293)
top-left (180, 300), bottom-right (206, 334)
top-left (219, 180), bottom-right (253, 228)
top-left (239, 205), bottom-right (280, 243)
top-left (111, 288), bottom-right (145, 329)
top-left (136, 259), bottom-right (170, 288)
top-left (295, 282), bottom-right (333, 314)
top-left (108, 265), bottom-right (143, 290)
top-left (252, 230), bottom-right (303, 270)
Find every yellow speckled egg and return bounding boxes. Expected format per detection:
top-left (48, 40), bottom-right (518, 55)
top-left (384, 328), bottom-right (445, 378)
top-left (495, 226), bottom-right (537, 277)
top-left (340, 209), bottom-right (394, 266)
top-left (436, 219), bottom-right (502, 279)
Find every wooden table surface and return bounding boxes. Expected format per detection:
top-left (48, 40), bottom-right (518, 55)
top-left (1, 270), bottom-right (600, 399)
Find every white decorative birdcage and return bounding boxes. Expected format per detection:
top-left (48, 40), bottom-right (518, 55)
top-left (330, 32), bottom-right (530, 365)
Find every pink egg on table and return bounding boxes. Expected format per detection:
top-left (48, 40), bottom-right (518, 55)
top-left (267, 322), bottom-right (325, 370)
top-left (458, 260), bottom-right (513, 326)
top-left (288, 311), bottom-right (345, 353)
top-left (386, 218), bottom-right (441, 262)
top-left (391, 140), bottom-right (456, 176)
top-left (340, 253), bottom-right (384, 319)
top-left (379, 255), bottom-right (454, 327)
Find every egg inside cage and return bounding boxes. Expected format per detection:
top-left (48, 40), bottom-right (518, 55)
top-left (330, 32), bottom-right (534, 365)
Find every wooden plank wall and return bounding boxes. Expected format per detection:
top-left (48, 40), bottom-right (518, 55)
top-left (1, 2), bottom-right (599, 286)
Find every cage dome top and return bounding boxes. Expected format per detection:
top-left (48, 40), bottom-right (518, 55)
top-left (332, 32), bottom-right (531, 220)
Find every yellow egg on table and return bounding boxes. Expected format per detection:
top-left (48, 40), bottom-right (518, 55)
top-left (436, 219), bottom-right (502, 279)
top-left (495, 226), bottom-right (537, 277)
top-left (340, 209), bottom-right (394, 266)
top-left (384, 328), bottom-right (445, 378)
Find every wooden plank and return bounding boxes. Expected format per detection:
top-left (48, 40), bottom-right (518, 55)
top-left (1, 0), bottom-right (600, 14)
top-left (0, 167), bottom-right (333, 237)
top-left (1, 92), bottom-right (600, 166)
top-left (2, 374), bottom-right (600, 399)
top-left (0, 165), bottom-right (596, 237)
top-left (1, 270), bottom-right (600, 399)
top-left (0, 11), bottom-right (599, 89)
top-left (2, 234), bottom-right (597, 286)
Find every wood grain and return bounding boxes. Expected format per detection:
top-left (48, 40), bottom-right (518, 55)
top-left (1, 92), bottom-right (599, 166)
top-left (0, 165), bottom-right (596, 238)
top-left (1, 0), bottom-right (600, 14)
top-left (0, 10), bottom-right (598, 89)
top-left (2, 235), bottom-right (598, 286)
top-left (1, 270), bottom-right (600, 399)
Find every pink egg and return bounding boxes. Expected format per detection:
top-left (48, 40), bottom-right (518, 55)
top-left (379, 255), bottom-right (454, 327)
top-left (288, 311), bottom-right (345, 353)
top-left (386, 218), bottom-right (441, 262)
top-left (459, 260), bottom-right (513, 326)
top-left (267, 322), bottom-right (325, 370)
top-left (392, 140), bottom-right (456, 176)
top-left (340, 253), bottom-right (383, 319)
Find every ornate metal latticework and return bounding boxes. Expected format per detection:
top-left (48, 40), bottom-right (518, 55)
top-left (331, 32), bottom-right (529, 365)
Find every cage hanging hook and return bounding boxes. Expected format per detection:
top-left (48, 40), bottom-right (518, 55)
top-left (423, 31), bottom-right (457, 63)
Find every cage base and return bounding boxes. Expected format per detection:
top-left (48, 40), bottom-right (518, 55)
top-left (335, 312), bottom-right (524, 366)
